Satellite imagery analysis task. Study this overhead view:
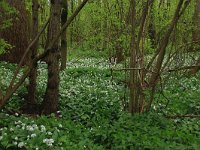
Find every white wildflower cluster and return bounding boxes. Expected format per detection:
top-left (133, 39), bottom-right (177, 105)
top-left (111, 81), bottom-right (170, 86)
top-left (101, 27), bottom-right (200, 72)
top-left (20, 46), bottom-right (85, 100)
top-left (18, 142), bottom-right (25, 148)
top-left (47, 131), bottom-right (52, 135)
top-left (40, 125), bottom-right (46, 132)
top-left (26, 125), bottom-right (34, 131)
top-left (58, 124), bottom-right (63, 128)
top-left (66, 58), bottom-right (113, 69)
top-left (31, 133), bottom-right (37, 138)
top-left (43, 138), bottom-right (54, 147)
top-left (0, 136), bottom-right (3, 140)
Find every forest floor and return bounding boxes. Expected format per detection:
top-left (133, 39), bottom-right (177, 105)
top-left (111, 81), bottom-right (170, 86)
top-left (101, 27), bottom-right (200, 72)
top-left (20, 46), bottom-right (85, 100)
top-left (0, 56), bottom-right (200, 149)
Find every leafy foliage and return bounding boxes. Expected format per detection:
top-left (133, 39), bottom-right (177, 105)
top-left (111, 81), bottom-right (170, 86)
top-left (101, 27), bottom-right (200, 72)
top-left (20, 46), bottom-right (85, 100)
top-left (0, 58), bottom-right (199, 149)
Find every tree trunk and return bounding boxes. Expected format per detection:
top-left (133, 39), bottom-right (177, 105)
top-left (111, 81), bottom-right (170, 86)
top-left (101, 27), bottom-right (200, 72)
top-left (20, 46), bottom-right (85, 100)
top-left (129, 0), bottom-right (137, 113)
top-left (129, 0), bottom-right (154, 114)
top-left (147, 0), bottom-right (190, 111)
top-left (26, 0), bottom-right (39, 113)
top-left (61, 0), bottom-right (68, 71)
top-left (192, 0), bottom-right (200, 44)
top-left (190, 0), bottom-right (200, 73)
top-left (41, 0), bottom-right (61, 114)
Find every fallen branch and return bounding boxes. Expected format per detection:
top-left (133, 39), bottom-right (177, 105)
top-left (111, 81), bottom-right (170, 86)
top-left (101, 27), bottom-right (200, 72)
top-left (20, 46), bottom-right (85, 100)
top-left (167, 65), bottom-right (200, 72)
top-left (111, 68), bottom-right (144, 71)
top-left (166, 114), bottom-right (200, 119)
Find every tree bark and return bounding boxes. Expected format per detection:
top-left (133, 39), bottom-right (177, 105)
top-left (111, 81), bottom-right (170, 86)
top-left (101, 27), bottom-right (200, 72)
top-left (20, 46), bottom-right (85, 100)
top-left (149, 0), bottom-right (190, 86)
top-left (61, 0), bottom-right (68, 71)
top-left (147, 0), bottom-right (191, 111)
top-left (0, 0), bottom-right (89, 109)
top-left (41, 0), bottom-right (61, 114)
top-left (26, 0), bottom-right (39, 113)
top-left (129, 0), bottom-right (137, 113)
top-left (192, 0), bottom-right (200, 43)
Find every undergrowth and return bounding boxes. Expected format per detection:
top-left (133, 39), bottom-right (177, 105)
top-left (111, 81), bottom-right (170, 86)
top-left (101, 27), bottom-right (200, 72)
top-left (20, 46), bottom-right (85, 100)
top-left (0, 58), bottom-right (199, 150)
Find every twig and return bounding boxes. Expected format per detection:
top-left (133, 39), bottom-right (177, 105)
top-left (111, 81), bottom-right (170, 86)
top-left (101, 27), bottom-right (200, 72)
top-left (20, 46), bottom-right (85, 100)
top-left (111, 68), bottom-right (144, 71)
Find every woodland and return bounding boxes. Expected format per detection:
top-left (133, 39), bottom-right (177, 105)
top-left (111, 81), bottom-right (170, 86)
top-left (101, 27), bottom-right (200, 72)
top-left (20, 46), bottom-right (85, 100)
top-left (0, 0), bottom-right (200, 149)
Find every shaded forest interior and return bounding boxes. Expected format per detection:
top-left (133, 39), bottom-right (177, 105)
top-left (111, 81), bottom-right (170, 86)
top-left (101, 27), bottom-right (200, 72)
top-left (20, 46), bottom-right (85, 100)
top-left (0, 0), bottom-right (200, 149)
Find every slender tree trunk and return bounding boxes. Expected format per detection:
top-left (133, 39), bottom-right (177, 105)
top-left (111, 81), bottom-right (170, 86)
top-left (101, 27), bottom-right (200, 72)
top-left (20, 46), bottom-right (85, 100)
top-left (70, 0), bottom-right (74, 46)
top-left (192, 0), bottom-right (200, 43)
top-left (149, 0), bottom-right (190, 86)
top-left (41, 0), bottom-right (61, 114)
top-left (129, 0), bottom-right (137, 113)
top-left (147, 0), bottom-right (191, 111)
top-left (129, 0), bottom-right (153, 114)
top-left (61, 0), bottom-right (68, 70)
top-left (115, 0), bottom-right (124, 63)
top-left (190, 0), bottom-right (200, 74)
top-left (26, 0), bottom-right (39, 113)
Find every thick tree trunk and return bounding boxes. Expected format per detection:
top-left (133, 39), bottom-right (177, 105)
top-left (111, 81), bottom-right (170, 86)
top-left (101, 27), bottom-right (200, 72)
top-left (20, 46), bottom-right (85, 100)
top-left (26, 0), bottom-right (39, 113)
top-left (0, 0), bottom-right (30, 65)
top-left (41, 0), bottom-right (61, 114)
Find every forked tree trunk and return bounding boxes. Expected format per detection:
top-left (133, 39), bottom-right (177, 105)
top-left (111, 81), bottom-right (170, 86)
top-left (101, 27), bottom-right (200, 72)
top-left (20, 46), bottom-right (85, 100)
top-left (26, 0), bottom-right (39, 113)
top-left (41, 0), bottom-right (61, 114)
top-left (129, 0), bottom-right (153, 113)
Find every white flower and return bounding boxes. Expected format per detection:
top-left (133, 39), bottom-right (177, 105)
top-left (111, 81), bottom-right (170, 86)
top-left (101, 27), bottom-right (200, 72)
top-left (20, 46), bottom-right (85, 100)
top-left (58, 124), bottom-right (62, 128)
top-left (40, 125), bottom-right (46, 132)
top-left (18, 142), bottom-right (25, 148)
top-left (15, 113), bottom-right (19, 116)
top-left (43, 138), bottom-right (54, 147)
top-left (15, 121), bottom-right (22, 125)
top-left (10, 128), bottom-right (14, 131)
top-left (26, 125), bottom-right (34, 131)
top-left (15, 137), bottom-right (18, 140)
top-left (36, 148), bottom-right (39, 150)
top-left (0, 136), bottom-right (3, 140)
top-left (31, 133), bottom-right (37, 138)
top-left (32, 124), bottom-right (38, 130)
top-left (47, 132), bottom-right (52, 135)
top-left (13, 141), bottom-right (18, 145)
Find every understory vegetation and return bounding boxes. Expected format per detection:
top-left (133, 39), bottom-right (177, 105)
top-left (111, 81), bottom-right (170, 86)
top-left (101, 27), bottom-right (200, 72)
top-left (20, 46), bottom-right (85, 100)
top-left (0, 57), bottom-right (199, 149)
top-left (0, 0), bottom-right (200, 149)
